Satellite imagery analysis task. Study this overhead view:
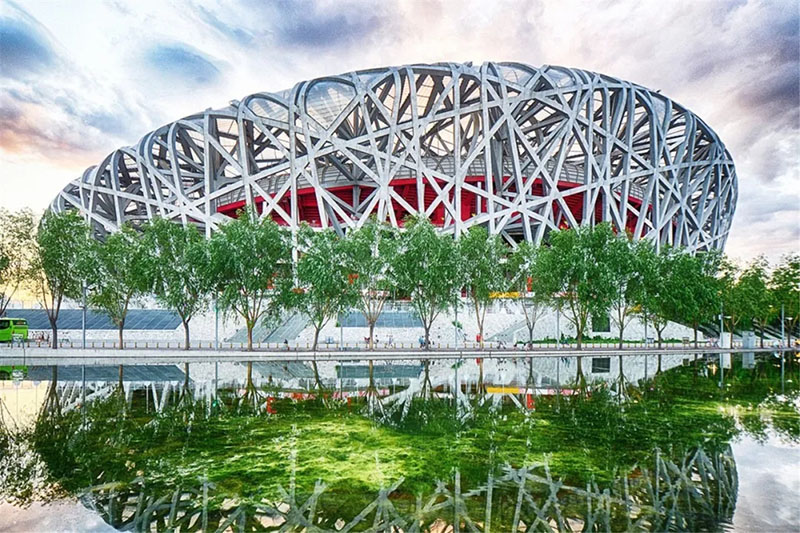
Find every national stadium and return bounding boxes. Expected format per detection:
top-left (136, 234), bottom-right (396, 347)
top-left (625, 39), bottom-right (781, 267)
top-left (51, 62), bottom-right (737, 251)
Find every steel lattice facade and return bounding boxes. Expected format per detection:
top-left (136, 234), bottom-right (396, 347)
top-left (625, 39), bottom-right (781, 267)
top-left (52, 62), bottom-right (737, 251)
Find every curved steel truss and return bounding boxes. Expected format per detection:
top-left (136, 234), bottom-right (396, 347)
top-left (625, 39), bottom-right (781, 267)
top-left (52, 62), bottom-right (737, 251)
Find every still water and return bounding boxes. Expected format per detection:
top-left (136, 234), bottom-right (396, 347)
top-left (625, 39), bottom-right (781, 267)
top-left (1, 353), bottom-right (799, 532)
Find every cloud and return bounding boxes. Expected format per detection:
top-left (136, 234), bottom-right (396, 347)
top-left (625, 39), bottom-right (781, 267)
top-left (238, 0), bottom-right (389, 50)
top-left (0, 13), bottom-right (54, 77)
top-left (0, 0), bottom-right (797, 262)
top-left (0, 2), bottom-right (148, 162)
top-left (192, 4), bottom-right (254, 47)
top-left (143, 43), bottom-right (221, 85)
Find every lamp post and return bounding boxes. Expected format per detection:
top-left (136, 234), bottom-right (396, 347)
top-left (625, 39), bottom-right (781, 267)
top-left (81, 281), bottom-right (87, 349)
top-left (718, 303), bottom-right (728, 388)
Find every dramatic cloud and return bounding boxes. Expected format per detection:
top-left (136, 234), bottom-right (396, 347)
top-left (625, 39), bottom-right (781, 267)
top-left (143, 43), bottom-right (221, 85)
top-left (0, 0), bottom-right (797, 262)
top-left (0, 14), bottom-right (54, 77)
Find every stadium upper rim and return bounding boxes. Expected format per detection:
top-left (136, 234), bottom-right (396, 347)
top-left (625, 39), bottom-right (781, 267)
top-left (51, 61), bottom-right (737, 252)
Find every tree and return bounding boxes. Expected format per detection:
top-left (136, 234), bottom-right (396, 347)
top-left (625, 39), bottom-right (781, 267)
top-left (142, 218), bottom-right (211, 350)
top-left (292, 226), bottom-right (356, 388)
top-left (607, 235), bottom-right (648, 349)
top-left (0, 208), bottom-right (36, 316)
top-left (741, 257), bottom-right (776, 348)
top-left (720, 258), bottom-right (761, 348)
top-left (395, 217), bottom-right (460, 350)
top-left (537, 223), bottom-right (617, 351)
top-left (771, 254), bottom-right (800, 348)
top-left (86, 225), bottom-right (150, 349)
top-left (663, 250), bottom-right (722, 348)
top-left (508, 241), bottom-right (548, 346)
top-left (458, 226), bottom-right (508, 349)
top-left (207, 208), bottom-right (291, 351)
top-left (342, 220), bottom-right (399, 350)
top-left (636, 246), bottom-right (672, 350)
top-left (28, 211), bottom-right (91, 349)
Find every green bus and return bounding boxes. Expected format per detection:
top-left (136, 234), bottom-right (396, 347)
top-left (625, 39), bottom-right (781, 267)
top-left (0, 365), bottom-right (26, 380)
top-left (0, 317), bottom-right (29, 343)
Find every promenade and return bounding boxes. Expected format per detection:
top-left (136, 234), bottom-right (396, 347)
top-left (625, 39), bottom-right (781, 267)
top-left (0, 345), bottom-right (789, 366)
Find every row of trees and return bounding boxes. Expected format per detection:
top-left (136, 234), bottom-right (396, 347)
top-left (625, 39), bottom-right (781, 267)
top-left (1, 207), bottom-right (798, 355)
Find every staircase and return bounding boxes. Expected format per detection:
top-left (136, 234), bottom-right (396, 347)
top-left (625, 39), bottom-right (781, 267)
top-left (225, 313), bottom-right (308, 344)
top-left (488, 319), bottom-right (529, 344)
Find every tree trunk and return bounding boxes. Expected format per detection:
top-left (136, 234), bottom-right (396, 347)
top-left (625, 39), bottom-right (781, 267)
top-left (247, 322), bottom-right (254, 351)
top-left (183, 363), bottom-right (190, 394)
top-left (528, 324), bottom-right (534, 346)
top-left (576, 356), bottom-right (585, 388)
top-left (657, 330), bottom-right (663, 349)
top-left (183, 319), bottom-right (190, 350)
top-left (618, 323), bottom-right (624, 350)
top-left (424, 324), bottom-right (431, 350)
top-left (118, 321), bottom-right (124, 350)
top-left (312, 327), bottom-right (320, 351)
top-left (657, 354), bottom-right (662, 374)
top-left (368, 322), bottom-right (375, 350)
top-left (368, 360), bottom-right (375, 390)
top-left (576, 328), bottom-right (583, 350)
top-left (618, 354), bottom-right (625, 391)
top-left (478, 359), bottom-right (484, 394)
top-left (311, 361), bottom-right (323, 390)
top-left (693, 324), bottom-right (698, 349)
top-left (50, 319), bottom-right (58, 350)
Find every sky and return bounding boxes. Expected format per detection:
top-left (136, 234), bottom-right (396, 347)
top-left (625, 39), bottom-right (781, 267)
top-left (0, 0), bottom-right (798, 263)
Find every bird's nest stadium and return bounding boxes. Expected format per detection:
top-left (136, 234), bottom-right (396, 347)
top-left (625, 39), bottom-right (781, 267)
top-left (52, 62), bottom-right (737, 251)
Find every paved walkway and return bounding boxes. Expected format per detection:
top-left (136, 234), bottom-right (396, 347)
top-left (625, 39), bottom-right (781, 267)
top-left (0, 345), bottom-right (789, 366)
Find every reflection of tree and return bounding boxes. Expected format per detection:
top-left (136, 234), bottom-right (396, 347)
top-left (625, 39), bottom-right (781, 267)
top-left (76, 445), bottom-right (737, 532)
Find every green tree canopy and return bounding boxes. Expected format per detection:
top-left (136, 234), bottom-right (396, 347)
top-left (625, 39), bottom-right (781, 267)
top-left (86, 225), bottom-right (150, 350)
top-left (28, 211), bottom-right (91, 349)
top-left (771, 254), bottom-right (800, 346)
top-left (607, 235), bottom-right (650, 349)
top-left (206, 208), bottom-right (291, 351)
top-left (293, 226), bottom-right (357, 351)
top-left (395, 217), bottom-right (460, 349)
top-left (537, 223), bottom-right (618, 351)
top-left (508, 241), bottom-right (548, 345)
top-left (458, 225), bottom-right (509, 348)
top-left (740, 256), bottom-right (776, 348)
top-left (142, 218), bottom-right (211, 350)
top-left (0, 208), bottom-right (36, 316)
top-left (660, 250), bottom-right (722, 347)
top-left (341, 220), bottom-right (399, 349)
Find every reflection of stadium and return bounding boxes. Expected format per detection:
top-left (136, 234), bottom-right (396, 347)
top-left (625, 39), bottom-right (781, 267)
top-left (52, 62), bottom-right (737, 251)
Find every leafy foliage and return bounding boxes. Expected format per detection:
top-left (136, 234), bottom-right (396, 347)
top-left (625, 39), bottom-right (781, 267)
top-left (27, 211), bottom-right (91, 348)
top-left (458, 226), bottom-right (508, 347)
top-left (0, 208), bottom-right (36, 315)
top-left (508, 241), bottom-right (548, 344)
top-left (206, 208), bottom-right (291, 350)
top-left (341, 220), bottom-right (399, 349)
top-left (293, 226), bottom-right (357, 350)
top-left (142, 218), bottom-right (211, 349)
top-left (86, 225), bottom-right (150, 349)
top-left (395, 217), bottom-right (460, 347)
top-left (536, 223), bottom-right (618, 349)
